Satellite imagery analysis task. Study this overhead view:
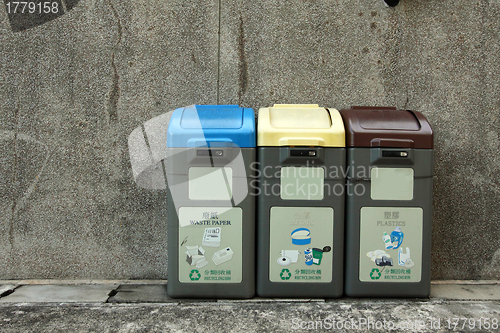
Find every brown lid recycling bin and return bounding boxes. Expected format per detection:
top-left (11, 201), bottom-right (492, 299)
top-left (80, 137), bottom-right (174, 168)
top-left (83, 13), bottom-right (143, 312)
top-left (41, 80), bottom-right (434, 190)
top-left (340, 106), bottom-right (434, 297)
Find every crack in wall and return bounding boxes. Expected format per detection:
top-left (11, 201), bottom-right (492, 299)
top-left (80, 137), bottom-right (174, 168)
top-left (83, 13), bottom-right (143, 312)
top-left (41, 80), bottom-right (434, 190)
top-left (2, 130), bottom-right (53, 216)
top-left (9, 98), bottom-right (20, 250)
top-left (403, 86), bottom-right (409, 109)
top-left (106, 0), bottom-right (123, 123)
top-left (216, 0), bottom-right (222, 103)
top-left (381, 6), bottom-right (407, 109)
top-left (107, 54), bottom-right (120, 122)
top-left (477, 0), bottom-right (488, 120)
top-left (4, 90), bottom-right (52, 253)
top-left (237, 13), bottom-right (248, 105)
top-left (60, 0), bottom-right (68, 12)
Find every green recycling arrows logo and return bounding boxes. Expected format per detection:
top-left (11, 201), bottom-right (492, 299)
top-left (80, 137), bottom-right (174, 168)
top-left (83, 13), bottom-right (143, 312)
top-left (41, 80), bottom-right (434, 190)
top-left (280, 268), bottom-right (291, 280)
top-left (370, 268), bottom-right (381, 280)
top-left (189, 269), bottom-right (201, 281)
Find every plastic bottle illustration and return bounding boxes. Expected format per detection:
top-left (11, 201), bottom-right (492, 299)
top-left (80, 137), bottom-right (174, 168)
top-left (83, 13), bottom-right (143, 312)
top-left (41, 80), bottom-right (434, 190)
top-left (390, 227), bottom-right (404, 250)
top-left (382, 232), bottom-right (392, 250)
top-left (398, 247), bottom-right (411, 266)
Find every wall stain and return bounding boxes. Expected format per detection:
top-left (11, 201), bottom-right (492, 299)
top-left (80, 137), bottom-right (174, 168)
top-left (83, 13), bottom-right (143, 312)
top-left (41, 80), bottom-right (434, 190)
top-left (9, 98), bottom-right (20, 250)
top-left (238, 14), bottom-right (248, 105)
top-left (107, 0), bottom-right (123, 123)
top-left (380, 6), bottom-right (404, 107)
top-left (403, 86), bottom-right (410, 109)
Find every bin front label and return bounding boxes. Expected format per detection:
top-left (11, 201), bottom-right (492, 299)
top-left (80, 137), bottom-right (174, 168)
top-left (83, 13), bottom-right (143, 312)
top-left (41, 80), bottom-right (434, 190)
top-left (269, 207), bottom-right (333, 283)
top-left (359, 207), bottom-right (423, 283)
top-left (370, 168), bottom-right (414, 201)
top-left (280, 167), bottom-right (325, 200)
top-left (178, 207), bottom-right (242, 283)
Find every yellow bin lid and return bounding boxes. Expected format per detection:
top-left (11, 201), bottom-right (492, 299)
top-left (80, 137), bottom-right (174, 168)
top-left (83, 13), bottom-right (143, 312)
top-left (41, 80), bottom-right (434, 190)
top-left (258, 104), bottom-right (345, 147)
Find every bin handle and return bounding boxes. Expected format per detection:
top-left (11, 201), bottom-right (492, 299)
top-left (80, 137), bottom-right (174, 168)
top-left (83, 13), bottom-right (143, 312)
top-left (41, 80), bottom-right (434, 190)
top-left (279, 137), bottom-right (324, 146)
top-left (371, 138), bottom-right (414, 148)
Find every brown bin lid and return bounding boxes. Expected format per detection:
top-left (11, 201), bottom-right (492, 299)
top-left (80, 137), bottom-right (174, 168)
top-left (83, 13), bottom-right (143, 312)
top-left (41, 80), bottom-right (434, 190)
top-left (338, 106), bottom-right (433, 149)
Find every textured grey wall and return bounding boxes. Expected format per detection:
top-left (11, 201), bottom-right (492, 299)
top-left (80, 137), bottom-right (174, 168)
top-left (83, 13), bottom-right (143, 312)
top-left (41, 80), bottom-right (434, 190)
top-left (0, 0), bottom-right (499, 280)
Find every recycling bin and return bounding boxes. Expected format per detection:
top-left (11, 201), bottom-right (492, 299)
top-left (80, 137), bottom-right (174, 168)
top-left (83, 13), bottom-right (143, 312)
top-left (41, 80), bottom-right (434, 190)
top-left (339, 106), bottom-right (433, 297)
top-left (256, 104), bottom-right (345, 297)
top-left (166, 105), bottom-right (256, 298)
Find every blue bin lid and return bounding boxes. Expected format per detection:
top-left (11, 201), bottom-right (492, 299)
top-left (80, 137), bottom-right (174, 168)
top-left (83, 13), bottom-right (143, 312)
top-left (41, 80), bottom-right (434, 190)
top-left (167, 105), bottom-right (256, 148)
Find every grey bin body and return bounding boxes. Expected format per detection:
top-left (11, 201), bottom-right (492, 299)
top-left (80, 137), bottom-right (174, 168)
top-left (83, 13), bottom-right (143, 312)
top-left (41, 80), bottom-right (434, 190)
top-left (257, 147), bottom-right (345, 297)
top-left (340, 106), bottom-right (434, 297)
top-left (166, 148), bottom-right (255, 298)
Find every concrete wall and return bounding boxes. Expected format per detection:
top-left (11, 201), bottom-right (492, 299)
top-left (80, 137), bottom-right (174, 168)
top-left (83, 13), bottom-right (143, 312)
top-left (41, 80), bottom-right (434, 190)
top-left (0, 0), bottom-right (499, 280)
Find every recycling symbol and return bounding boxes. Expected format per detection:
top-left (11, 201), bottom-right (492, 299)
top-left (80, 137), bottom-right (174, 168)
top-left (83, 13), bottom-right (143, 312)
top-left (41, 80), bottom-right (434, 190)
top-left (370, 268), bottom-right (381, 280)
top-left (189, 269), bottom-right (201, 281)
top-left (280, 268), bottom-right (291, 280)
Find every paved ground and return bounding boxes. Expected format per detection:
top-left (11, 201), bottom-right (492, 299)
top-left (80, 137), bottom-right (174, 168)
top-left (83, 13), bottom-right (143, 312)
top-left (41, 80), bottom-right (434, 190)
top-left (0, 281), bottom-right (499, 332)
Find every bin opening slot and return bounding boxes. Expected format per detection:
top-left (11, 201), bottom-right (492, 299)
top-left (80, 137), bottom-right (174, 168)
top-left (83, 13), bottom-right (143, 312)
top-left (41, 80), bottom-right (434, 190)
top-left (290, 149), bottom-right (317, 157)
top-left (382, 150), bottom-right (408, 158)
top-left (197, 149), bottom-right (224, 157)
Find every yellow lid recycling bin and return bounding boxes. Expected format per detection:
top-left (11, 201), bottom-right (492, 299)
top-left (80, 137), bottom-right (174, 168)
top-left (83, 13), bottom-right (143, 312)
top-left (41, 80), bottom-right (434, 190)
top-left (256, 104), bottom-right (345, 297)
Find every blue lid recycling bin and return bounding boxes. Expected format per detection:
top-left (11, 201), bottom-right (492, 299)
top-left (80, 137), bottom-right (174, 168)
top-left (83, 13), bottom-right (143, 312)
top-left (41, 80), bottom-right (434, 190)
top-left (166, 105), bottom-right (256, 298)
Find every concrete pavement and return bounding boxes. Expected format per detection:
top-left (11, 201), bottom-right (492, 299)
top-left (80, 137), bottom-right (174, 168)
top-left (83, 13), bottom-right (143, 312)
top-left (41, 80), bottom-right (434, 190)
top-left (0, 281), bottom-right (499, 332)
